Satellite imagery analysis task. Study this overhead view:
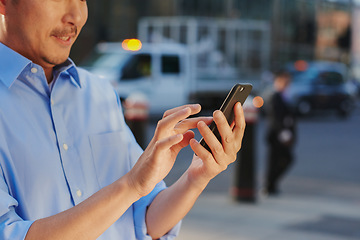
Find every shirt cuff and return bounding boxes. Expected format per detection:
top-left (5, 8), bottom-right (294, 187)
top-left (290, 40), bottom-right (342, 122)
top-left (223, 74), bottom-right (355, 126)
top-left (133, 181), bottom-right (182, 240)
top-left (159, 220), bottom-right (182, 240)
top-left (0, 210), bottom-right (34, 240)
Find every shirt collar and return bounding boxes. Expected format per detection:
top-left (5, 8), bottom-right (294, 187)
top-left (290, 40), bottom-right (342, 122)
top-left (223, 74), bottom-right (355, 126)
top-left (0, 42), bottom-right (31, 88)
top-left (53, 58), bottom-right (82, 88)
top-left (0, 42), bottom-right (81, 89)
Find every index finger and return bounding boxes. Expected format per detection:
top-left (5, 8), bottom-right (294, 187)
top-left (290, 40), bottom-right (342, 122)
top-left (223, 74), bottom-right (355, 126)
top-left (174, 116), bottom-right (213, 134)
top-left (155, 107), bottom-right (193, 137)
top-left (162, 104), bottom-right (201, 118)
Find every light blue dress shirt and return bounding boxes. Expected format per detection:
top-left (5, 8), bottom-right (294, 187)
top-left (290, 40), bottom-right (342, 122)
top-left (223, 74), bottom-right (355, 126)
top-left (0, 43), bottom-right (180, 240)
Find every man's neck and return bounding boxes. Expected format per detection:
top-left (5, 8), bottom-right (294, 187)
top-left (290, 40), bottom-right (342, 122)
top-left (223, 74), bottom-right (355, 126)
top-left (43, 67), bottom-right (54, 84)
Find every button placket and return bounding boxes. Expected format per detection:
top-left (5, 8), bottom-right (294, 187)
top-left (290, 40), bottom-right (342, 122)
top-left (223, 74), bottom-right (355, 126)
top-left (49, 80), bottom-right (88, 205)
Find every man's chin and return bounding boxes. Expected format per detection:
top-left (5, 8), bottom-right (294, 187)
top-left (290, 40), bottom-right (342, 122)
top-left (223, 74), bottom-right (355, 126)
top-left (42, 55), bottom-right (69, 67)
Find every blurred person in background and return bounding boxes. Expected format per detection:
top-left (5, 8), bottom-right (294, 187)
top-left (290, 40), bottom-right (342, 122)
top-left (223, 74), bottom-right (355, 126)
top-left (0, 0), bottom-right (246, 240)
top-left (264, 70), bottom-right (297, 195)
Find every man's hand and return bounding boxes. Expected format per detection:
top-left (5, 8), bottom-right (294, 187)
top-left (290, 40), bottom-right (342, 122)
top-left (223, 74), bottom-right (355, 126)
top-left (145, 102), bottom-right (246, 239)
top-left (187, 102), bottom-right (246, 189)
top-left (125, 104), bottom-right (212, 197)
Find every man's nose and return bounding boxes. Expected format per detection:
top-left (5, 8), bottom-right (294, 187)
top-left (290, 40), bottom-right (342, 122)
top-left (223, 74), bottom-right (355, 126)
top-left (63, 0), bottom-right (88, 27)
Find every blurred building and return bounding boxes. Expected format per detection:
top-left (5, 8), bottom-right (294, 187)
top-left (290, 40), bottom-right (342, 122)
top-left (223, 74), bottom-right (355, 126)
top-left (72, 0), bottom-right (353, 71)
top-left (350, 0), bottom-right (360, 81)
top-left (271, 0), bottom-right (352, 69)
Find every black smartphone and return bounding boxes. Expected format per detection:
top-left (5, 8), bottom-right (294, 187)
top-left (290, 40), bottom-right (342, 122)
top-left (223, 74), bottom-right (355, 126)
top-left (199, 83), bottom-right (252, 152)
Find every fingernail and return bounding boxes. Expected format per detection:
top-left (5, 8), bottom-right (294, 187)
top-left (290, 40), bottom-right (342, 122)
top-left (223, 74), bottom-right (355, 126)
top-left (198, 121), bottom-right (206, 127)
top-left (175, 134), bottom-right (183, 141)
top-left (183, 107), bottom-right (191, 113)
top-left (192, 104), bottom-right (201, 111)
top-left (214, 110), bottom-right (222, 117)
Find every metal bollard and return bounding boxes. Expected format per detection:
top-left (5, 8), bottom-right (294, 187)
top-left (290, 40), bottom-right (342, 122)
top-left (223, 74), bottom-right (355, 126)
top-left (123, 92), bottom-right (149, 149)
top-left (231, 97), bottom-right (259, 203)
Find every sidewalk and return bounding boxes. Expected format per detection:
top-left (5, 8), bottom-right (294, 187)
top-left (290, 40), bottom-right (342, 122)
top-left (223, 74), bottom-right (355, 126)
top-left (177, 176), bottom-right (360, 240)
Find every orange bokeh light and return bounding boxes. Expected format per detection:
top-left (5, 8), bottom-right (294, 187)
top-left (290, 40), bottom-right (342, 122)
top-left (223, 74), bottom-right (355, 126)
top-left (253, 96), bottom-right (264, 108)
top-left (122, 39), bottom-right (142, 51)
top-left (294, 60), bottom-right (308, 71)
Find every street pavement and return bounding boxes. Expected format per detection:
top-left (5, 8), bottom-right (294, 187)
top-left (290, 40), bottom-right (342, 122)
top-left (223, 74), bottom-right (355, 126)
top-left (177, 177), bottom-right (360, 240)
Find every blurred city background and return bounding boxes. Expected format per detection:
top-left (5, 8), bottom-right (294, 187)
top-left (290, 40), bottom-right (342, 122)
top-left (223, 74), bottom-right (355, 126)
top-left (74, 0), bottom-right (355, 70)
top-left (74, 0), bottom-right (360, 239)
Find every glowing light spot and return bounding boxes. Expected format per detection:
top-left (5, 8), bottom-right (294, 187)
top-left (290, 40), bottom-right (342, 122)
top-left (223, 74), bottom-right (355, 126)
top-left (294, 60), bottom-right (308, 71)
top-left (253, 96), bottom-right (264, 108)
top-left (122, 39), bottom-right (142, 51)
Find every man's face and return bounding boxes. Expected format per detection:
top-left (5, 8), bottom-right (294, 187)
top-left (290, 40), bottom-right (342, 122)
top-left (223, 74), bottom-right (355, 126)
top-left (1, 0), bottom-right (88, 68)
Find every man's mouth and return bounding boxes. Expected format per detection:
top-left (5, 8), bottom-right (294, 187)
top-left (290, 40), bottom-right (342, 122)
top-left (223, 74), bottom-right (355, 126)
top-left (57, 36), bottom-right (71, 41)
top-left (51, 27), bottom-right (78, 44)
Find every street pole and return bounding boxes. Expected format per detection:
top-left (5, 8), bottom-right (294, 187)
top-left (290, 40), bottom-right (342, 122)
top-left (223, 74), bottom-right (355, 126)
top-left (232, 98), bottom-right (259, 203)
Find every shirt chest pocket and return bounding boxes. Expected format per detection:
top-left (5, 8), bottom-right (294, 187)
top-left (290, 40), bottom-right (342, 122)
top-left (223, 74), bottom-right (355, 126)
top-left (89, 131), bottom-right (131, 188)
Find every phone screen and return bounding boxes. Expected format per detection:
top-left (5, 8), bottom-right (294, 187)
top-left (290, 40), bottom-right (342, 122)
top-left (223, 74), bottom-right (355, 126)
top-left (200, 83), bottom-right (252, 152)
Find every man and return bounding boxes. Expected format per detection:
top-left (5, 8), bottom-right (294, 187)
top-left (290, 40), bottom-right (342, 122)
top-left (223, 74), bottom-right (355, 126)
top-left (0, 0), bottom-right (246, 239)
top-left (265, 70), bottom-right (296, 195)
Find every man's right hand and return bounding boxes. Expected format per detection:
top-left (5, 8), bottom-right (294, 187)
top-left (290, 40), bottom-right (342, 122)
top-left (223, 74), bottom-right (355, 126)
top-left (124, 104), bottom-right (212, 198)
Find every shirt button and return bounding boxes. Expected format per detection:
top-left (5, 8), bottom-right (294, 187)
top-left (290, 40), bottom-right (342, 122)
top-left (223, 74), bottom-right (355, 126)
top-left (76, 189), bottom-right (82, 197)
top-left (31, 67), bottom-right (38, 74)
top-left (63, 143), bottom-right (69, 151)
top-left (51, 99), bottom-right (54, 105)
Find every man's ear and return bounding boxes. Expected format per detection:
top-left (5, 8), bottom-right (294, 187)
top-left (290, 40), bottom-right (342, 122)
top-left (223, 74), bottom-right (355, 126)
top-left (0, 0), bottom-right (5, 16)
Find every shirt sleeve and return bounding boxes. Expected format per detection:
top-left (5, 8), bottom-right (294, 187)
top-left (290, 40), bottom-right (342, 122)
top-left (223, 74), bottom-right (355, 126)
top-left (133, 181), bottom-right (182, 240)
top-left (0, 125), bottom-right (34, 240)
top-left (0, 167), bottom-right (34, 240)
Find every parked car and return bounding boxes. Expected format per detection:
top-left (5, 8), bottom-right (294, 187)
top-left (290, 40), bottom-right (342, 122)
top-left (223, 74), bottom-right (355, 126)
top-left (284, 61), bottom-right (356, 117)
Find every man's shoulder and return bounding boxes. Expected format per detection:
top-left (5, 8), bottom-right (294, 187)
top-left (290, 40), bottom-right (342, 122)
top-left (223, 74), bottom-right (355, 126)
top-left (73, 66), bottom-right (120, 105)
top-left (75, 67), bottom-right (114, 91)
top-left (75, 66), bottom-right (97, 81)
